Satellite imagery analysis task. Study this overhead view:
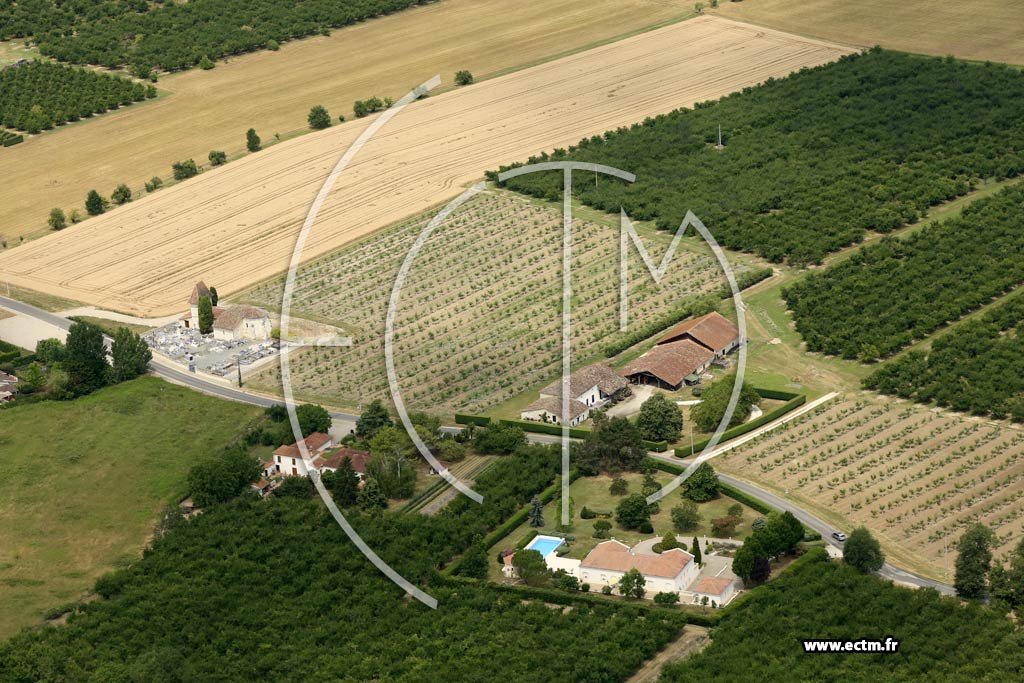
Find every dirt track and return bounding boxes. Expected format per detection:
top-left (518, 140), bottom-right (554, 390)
top-left (0, 16), bottom-right (853, 316)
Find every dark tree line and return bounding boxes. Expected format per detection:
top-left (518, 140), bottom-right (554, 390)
top-left (492, 50), bottom-right (1024, 265)
top-left (0, 60), bottom-right (155, 133)
top-left (0, 443), bottom-right (689, 682)
top-left (661, 549), bottom-right (1024, 683)
top-left (864, 291), bottom-right (1024, 421)
top-left (785, 184), bottom-right (1024, 361)
top-left (1, 0), bottom-right (438, 76)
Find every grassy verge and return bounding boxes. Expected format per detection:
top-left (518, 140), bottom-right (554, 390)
top-left (0, 376), bottom-right (261, 638)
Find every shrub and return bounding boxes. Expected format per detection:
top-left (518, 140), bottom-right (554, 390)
top-left (208, 150), bottom-right (227, 166)
top-left (266, 39), bottom-right (280, 51)
top-left (308, 104), bottom-right (331, 130)
top-left (144, 176), bottom-right (163, 192)
top-left (171, 159), bottom-right (198, 180)
top-left (654, 591), bottom-right (679, 605)
top-left (84, 189), bottom-right (107, 215)
top-left (111, 183), bottom-right (132, 205)
top-left (609, 477), bottom-right (628, 495)
top-left (455, 70), bottom-right (474, 86)
top-left (198, 55), bottom-right (214, 70)
top-left (47, 207), bottom-right (66, 230)
top-left (246, 128), bottom-right (261, 152)
top-left (639, 521), bottom-right (654, 534)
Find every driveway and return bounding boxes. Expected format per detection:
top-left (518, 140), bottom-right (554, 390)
top-left (605, 385), bottom-right (655, 418)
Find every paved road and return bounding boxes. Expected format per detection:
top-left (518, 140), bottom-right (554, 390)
top-left (0, 295), bottom-right (363, 422)
top-left (653, 451), bottom-right (954, 594)
top-left (1, 295), bottom-right (954, 594)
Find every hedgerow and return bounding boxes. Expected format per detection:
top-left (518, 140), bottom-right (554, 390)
top-left (492, 50), bottom-right (1024, 265)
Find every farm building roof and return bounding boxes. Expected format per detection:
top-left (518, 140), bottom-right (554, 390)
top-left (523, 395), bottom-right (589, 420)
top-left (213, 305), bottom-right (269, 331)
top-left (657, 312), bottom-right (739, 352)
top-left (690, 576), bottom-right (734, 596)
top-left (0, 372), bottom-right (18, 384)
top-left (540, 364), bottom-right (627, 400)
top-left (580, 540), bottom-right (694, 579)
top-left (620, 339), bottom-right (714, 388)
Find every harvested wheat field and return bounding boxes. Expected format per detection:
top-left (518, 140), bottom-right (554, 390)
top-left (240, 189), bottom-right (767, 414)
top-left (0, 0), bottom-right (696, 245)
top-left (715, 0), bottom-right (1024, 65)
top-left (0, 16), bottom-right (853, 317)
top-left (717, 395), bottom-right (1024, 580)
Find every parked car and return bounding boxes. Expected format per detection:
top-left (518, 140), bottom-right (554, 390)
top-left (831, 531), bottom-right (847, 543)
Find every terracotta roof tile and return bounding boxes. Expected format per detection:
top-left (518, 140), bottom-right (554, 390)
top-left (657, 312), bottom-right (739, 352)
top-left (691, 576), bottom-right (733, 595)
top-left (581, 540), bottom-right (694, 578)
top-left (620, 339), bottom-right (714, 387)
top-left (213, 305), bottom-right (268, 330)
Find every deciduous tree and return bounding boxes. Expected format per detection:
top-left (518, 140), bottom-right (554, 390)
top-left (843, 527), bottom-right (884, 574)
top-left (110, 327), bottom-right (152, 382)
top-left (636, 392), bottom-right (683, 442)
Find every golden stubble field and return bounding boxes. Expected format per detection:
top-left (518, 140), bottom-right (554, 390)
top-left (241, 189), bottom-right (766, 414)
top-left (717, 395), bottom-right (1024, 580)
top-left (0, 15), bottom-right (853, 316)
top-left (0, 0), bottom-right (693, 245)
top-left (715, 0), bottom-right (1024, 65)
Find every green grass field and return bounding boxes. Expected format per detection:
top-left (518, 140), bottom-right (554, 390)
top-left (0, 377), bottom-right (260, 638)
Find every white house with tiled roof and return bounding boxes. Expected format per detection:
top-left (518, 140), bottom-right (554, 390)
top-left (578, 540), bottom-right (700, 595)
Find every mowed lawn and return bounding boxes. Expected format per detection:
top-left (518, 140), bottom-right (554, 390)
top-left (0, 377), bottom-right (259, 638)
top-left (496, 472), bottom-right (760, 573)
top-left (715, 0), bottom-right (1024, 65)
top-left (0, 0), bottom-right (692, 243)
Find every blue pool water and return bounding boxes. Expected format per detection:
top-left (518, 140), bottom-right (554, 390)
top-left (525, 535), bottom-right (564, 558)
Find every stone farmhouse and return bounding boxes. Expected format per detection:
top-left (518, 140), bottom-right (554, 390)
top-left (620, 312), bottom-right (741, 391)
top-left (520, 364), bottom-right (629, 426)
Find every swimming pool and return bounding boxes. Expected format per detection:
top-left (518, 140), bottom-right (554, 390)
top-left (525, 535), bottom-right (564, 558)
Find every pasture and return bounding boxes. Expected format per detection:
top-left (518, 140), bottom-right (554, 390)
top-left (0, 377), bottom-right (260, 638)
top-left (714, 0), bottom-right (1024, 65)
top-left (716, 396), bottom-right (1024, 580)
top-left (242, 189), bottom-right (767, 414)
top-left (0, 16), bottom-right (852, 315)
top-left (0, 0), bottom-right (694, 245)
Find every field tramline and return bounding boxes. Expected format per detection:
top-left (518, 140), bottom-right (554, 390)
top-left (718, 397), bottom-right (1024, 575)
